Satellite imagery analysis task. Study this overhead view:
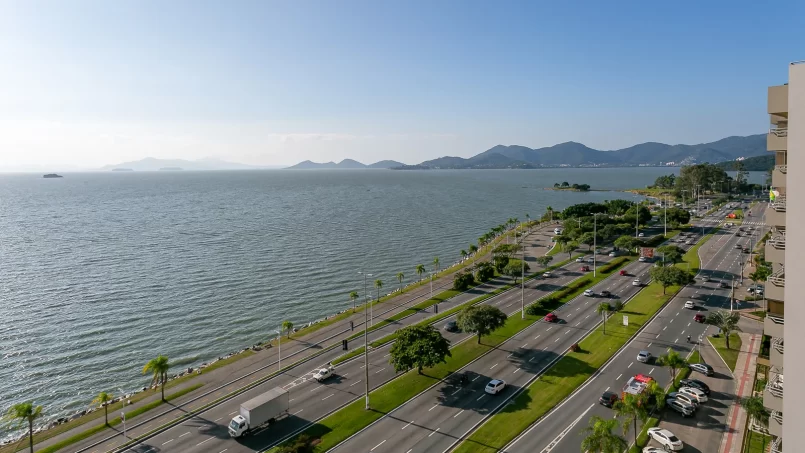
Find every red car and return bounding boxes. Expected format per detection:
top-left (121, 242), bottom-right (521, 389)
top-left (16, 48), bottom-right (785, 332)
top-left (581, 265), bottom-right (591, 272)
top-left (619, 270), bottom-right (628, 276)
top-left (694, 313), bottom-right (706, 323)
top-left (545, 313), bottom-right (558, 323)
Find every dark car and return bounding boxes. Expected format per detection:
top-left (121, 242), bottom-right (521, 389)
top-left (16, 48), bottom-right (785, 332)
top-left (679, 378), bottom-right (711, 395)
top-left (599, 391), bottom-right (618, 407)
top-left (694, 313), bottom-right (706, 323)
top-left (444, 321), bottom-right (459, 332)
top-left (581, 265), bottom-right (590, 272)
top-left (601, 290), bottom-right (612, 298)
top-left (719, 281), bottom-right (728, 288)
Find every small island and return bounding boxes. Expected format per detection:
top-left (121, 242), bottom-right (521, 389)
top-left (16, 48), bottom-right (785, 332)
top-left (547, 182), bottom-right (590, 191)
top-left (112, 168), bottom-right (134, 172)
top-left (390, 164), bottom-right (431, 170)
top-left (158, 167), bottom-right (183, 171)
top-left (43, 173), bottom-right (63, 178)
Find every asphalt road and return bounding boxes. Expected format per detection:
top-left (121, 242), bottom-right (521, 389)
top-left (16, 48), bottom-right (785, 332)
top-left (99, 230), bottom-right (610, 453)
top-left (326, 229), bottom-right (705, 453)
top-left (502, 203), bottom-right (766, 453)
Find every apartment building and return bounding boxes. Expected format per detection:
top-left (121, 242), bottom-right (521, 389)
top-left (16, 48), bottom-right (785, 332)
top-left (763, 61), bottom-right (804, 453)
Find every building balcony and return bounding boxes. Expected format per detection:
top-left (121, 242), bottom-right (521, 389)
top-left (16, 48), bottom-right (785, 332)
top-left (765, 313), bottom-right (784, 338)
top-left (763, 369), bottom-right (783, 412)
top-left (768, 128), bottom-right (788, 151)
top-left (769, 411), bottom-right (783, 438)
top-left (766, 230), bottom-right (786, 264)
top-left (767, 266), bottom-right (785, 302)
top-left (766, 199), bottom-right (786, 229)
top-left (770, 436), bottom-right (782, 453)
top-left (772, 165), bottom-right (787, 188)
top-left (768, 84), bottom-right (788, 117)
top-left (771, 337), bottom-right (784, 368)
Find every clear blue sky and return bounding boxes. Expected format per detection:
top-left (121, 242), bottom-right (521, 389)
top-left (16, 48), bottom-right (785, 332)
top-left (1, 0), bottom-right (803, 169)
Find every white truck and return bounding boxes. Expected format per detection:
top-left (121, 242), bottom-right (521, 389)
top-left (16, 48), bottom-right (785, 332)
top-left (228, 387), bottom-right (289, 438)
top-left (313, 365), bottom-right (336, 382)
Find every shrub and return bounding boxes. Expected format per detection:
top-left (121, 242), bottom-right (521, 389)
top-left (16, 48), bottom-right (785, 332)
top-left (474, 262), bottom-right (495, 282)
top-left (277, 434), bottom-right (316, 453)
top-left (525, 301), bottom-right (543, 316)
top-left (569, 343), bottom-right (581, 352)
top-left (453, 271), bottom-right (475, 291)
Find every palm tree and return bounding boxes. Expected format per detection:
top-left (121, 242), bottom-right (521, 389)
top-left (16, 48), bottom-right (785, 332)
top-left (656, 349), bottom-right (688, 382)
top-left (416, 264), bottom-right (426, 282)
top-left (741, 395), bottom-right (770, 449)
top-left (468, 244), bottom-right (478, 255)
top-left (579, 415), bottom-right (628, 453)
top-left (282, 320), bottom-right (294, 338)
top-left (433, 256), bottom-right (440, 275)
top-left (597, 302), bottom-right (611, 335)
top-left (92, 392), bottom-right (114, 426)
top-left (707, 310), bottom-right (741, 349)
top-left (3, 402), bottom-right (43, 453)
top-left (396, 272), bottom-right (405, 293)
top-left (143, 355), bottom-right (171, 401)
top-left (460, 250), bottom-right (467, 261)
top-left (613, 393), bottom-right (648, 446)
top-left (349, 291), bottom-right (359, 312)
top-left (374, 279), bottom-right (383, 302)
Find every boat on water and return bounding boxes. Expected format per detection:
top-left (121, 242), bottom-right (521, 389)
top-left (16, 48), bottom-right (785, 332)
top-left (43, 174), bottom-right (63, 178)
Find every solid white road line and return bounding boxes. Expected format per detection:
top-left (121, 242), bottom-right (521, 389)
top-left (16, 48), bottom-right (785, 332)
top-left (429, 428), bottom-right (441, 437)
top-left (162, 439), bottom-right (174, 445)
top-left (402, 421), bottom-right (413, 430)
top-left (179, 432), bottom-right (190, 438)
top-left (371, 440), bottom-right (387, 451)
top-left (534, 404), bottom-right (595, 453)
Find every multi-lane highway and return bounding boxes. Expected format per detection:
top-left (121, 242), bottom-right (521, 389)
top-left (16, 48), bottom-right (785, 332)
top-left (501, 203), bottom-right (765, 453)
top-left (92, 228), bottom-right (614, 453)
top-left (325, 214), bottom-right (726, 453)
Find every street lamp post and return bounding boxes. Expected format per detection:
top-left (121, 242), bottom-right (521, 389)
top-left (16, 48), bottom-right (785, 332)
top-left (592, 213), bottom-right (603, 277)
top-left (358, 271), bottom-right (372, 409)
top-left (634, 201), bottom-right (640, 238)
top-left (664, 195), bottom-right (668, 237)
top-left (520, 243), bottom-right (525, 319)
top-left (276, 328), bottom-right (282, 371)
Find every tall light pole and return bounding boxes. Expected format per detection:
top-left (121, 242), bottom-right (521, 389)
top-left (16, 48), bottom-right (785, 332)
top-left (592, 213), bottom-right (603, 277)
top-left (358, 271), bottom-right (372, 409)
top-left (277, 328), bottom-right (282, 371)
top-left (664, 195), bottom-right (668, 237)
top-left (634, 201), bottom-right (640, 238)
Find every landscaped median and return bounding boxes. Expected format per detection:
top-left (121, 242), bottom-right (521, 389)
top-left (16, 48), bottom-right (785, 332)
top-left (268, 258), bottom-right (634, 453)
top-left (708, 333), bottom-right (742, 372)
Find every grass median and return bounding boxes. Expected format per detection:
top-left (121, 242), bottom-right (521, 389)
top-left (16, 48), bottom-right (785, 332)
top-left (708, 334), bottom-right (742, 372)
top-left (270, 258), bottom-right (633, 453)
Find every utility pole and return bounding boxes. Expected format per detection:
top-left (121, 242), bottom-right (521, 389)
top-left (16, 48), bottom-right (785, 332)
top-left (359, 271), bottom-right (372, 410)
top-left (521, 242), bottom-right (525, 319)
top-left (664, 195), bottom-right (668, 237)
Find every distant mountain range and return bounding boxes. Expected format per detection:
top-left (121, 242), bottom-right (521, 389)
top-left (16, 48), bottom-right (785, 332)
top-left (286, 159), bottom-right (405, 169)
top-left (99, 158), bottom-right (280, 171)
top-left (714, 154), bottom-right (774, 172)
top-left (285, 134), bottom-right (768, 170)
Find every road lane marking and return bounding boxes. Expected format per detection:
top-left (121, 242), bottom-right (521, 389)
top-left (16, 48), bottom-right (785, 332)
top-left (649, 368), bottom-right (655, 375)
top-left (454, 409), bottom-right (465, 418)
top-left (514, 367), bottom-right (520, 373)
top-left (162, 440), bottom-right (174, 445)
top-left (547, 327), bottom-right (553, 331)
top-left (675, 338), bottom-right (679, 343)
top-left (375, 368), bottom-right (386, 374)
top-left (452, 388), bottom-right (462, 396)
top-left (477, 394), bottom-right (486, 401)
top-left (197, 438), bottom-right (213, 446)
top-left (472, 375), bottom-right (481, 381)
top-left (656, 334), bottom-right (660, 338)
top-left (214, 417), bottom-right (222, 422)
top-left (628, 362), bottom-right (633, 368)
top-left (322, 394), bottom-right (334, 400)
top-left (688, 322), bottom-right (691, 326)
top-left (371, 440), bottom-right (387, 451)
top-left (349, 379), bottom-right (362, 387)
top-left (565, 330), bottom-right (570, 334)
top-left (490, 363), bottom-right (498, 369)
top-left (228, 411), bottom-right (236, 416)
top-left (402, 420), bottom-right (413, 430)
top-left (663, 326), bottom-right (667, 331)
top-left (179, 432), bottom-right (190, 438)
top-left (429, 404), bottom-right (438, 411)
top-left (293, 409), bottom-right (303, 415)
top-left (535, 404), bottom-right (594, 453)
top-left (534, 335), bottom-right (541, 340)
top-left (429, 428), bottom-right (441, 437)
top-left (555, 338), bottom-right (559, 343)
top-left (647, 343), bottom-right (652, 347)
top-left (529, 356), bottom-right (536, 362)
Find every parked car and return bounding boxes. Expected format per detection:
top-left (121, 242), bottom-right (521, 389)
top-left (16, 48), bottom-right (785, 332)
top-left (680, 378), bottom-right (711, 395)
top-left (643, 448), bottom-right (666, 453)
top-left (544, 313), bottom-right (558, 323)
top-left (689, 362), bottom-right (714, 376)
top-left (632, 279), bottom-right (642, 286)
top-left (444, 320), bottom-right (459, 332)
top-left (668, 391), bottom-right (699, 408)
top-left (484, 379), bottom-right (506, 395)
top-left (694, 313), bottom-right (706, 323)
top-left (637, 350), bottom-right (653, 363)
top-left (576, 257), bottom-right (585, 263)
top-left (647, 428), bottom-right (684, 451)
top-left (684, 301), bottom-right (696, 309)
top-left (678, 386), bottom-right (708, 403)
top-left (719, 281), bottom-right (728, 288)
top-left (665, 398), bottom-right (696, 417)
top-left (599, 391), bottom-right (618, 408)
top-left (701, 275), bottom-right (710, 282)
top-left (638, 232), bottom-right (645, 237)
top-left (584, 289), bottom-right (595, 297)
top-left (609, 252), bottom-right (617, 257)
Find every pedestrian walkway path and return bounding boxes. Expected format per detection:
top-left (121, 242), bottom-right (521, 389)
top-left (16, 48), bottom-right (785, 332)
top-left (719, 332), bottom-right (762, 453)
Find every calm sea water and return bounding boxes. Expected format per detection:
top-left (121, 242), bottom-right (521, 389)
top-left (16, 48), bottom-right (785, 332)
top-left (0, 167), bottom-right (766, 434)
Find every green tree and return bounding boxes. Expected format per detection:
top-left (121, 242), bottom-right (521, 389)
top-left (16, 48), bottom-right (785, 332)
top-left (666, 207), bottom-right (691, 225)
top-left (92, 391), bottom-right (114, 426)
top-left (143, 355), bottom-right (170, 401)
top-left (468, 244), bottom-right (478, 255)
top-left (374, 279), bottom-right (383, 302)
top-left (707, 310), bottom-right (741, 349)
top-left (535, 255), bottom-right (553, 269)
top-left (656, 349), bottom-right (688, 381)
top-left (388, 325), bottom-right (452, 374)
top-left (493, 255), bottom-right (510, 273)
top-left (349, 291), bottom-right (359, 312)
top-left (460, 250), bottom-right (467, 261)
top-left (397, 272), bottom-right (405, 293)
top-left (554, 182), bottom-right (560, 188)
top-left (3, 402), bottom-right (43, 453)
top-left (613, 393), bottom-right (649, 447)
top-left (561, 181), bottom-right (570, 187)
top-left (579, 415), bottom-right (628, 453)
top-left (453, 271), bottom-right (475, 291)
top-left (433, 256), bottom-right (440, 275)
top-left (563, 241), bottom-right (579, 260)
top-left (282, 320), bottom-right (294, 338)
top-left (502, 259), bottom-right (529, 284)
top-left (579, 232), bottom-right (595, 250)
top-left (625, 204), bottom-right (652, 226)
top-left (457, 305), bottom-right (508, 344)
top-left (474, 261), bottom-right (495, 282)
top-left (654, 174), bottom-right (676, 189)
top-left (416, 264), bottom-right (426, 282)
top-left (656, 245), bottom-right (685, 264)
top-left (650, 266), bottom-right (694, 294)
top-left (740, 395), bottom-right (770, 429)
top-left (614, 235), bottom-right (640, 253)
top-left (597, 302), bottom-right (611, 335)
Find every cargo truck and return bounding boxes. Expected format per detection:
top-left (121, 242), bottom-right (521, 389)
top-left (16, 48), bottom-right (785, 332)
top-left (228, 387), bottom-right (290, 438)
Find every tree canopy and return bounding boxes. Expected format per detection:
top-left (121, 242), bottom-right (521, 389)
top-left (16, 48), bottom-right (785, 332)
top-left (457, 305), bottom-right (508, 344)
top-left (707, 310), bottom-right (741, 349)
top-left (502, 259), bottom-right (530, 283)
top-left (656, 245), bottom-right (685, 264)
top-left (649, 266), bottom-right (694, 294)
top-left (453, 271), bottom-right (475, 291)
top-left (388, 325), bottom-right (452, 374)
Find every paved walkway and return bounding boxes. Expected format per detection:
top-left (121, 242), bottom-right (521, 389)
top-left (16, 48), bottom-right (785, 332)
top-left (18, 223), bottom-right (560, 453)
top-left (719, 332), bottom-right (761, 453)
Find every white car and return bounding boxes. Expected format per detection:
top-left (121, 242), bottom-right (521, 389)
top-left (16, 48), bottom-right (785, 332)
top-left (576, 257), bottom-right (585, 263)
top-left (665, 398), bottom-right (696, 417)
top-left (554, 228), bottom-right (563, 235)
top-left (485, 379), bottom-right (506, 395)
top-left (609, 252), bottom-right (617, 257)
top-left (584, 289), bottom-right (595, 297)
top-left (313, 366), bottom-right (336, 382)
top-left (542, 272), bottom-right (552, 278)
top-left (668, 391), bottom-right (699, 408)
top-left (632, 279), bottom-right (642, 286)
top-left (689, 362), bottom-right (714, 376)
top-left (637, 350), bottom-right (652, 363)
top-left (647, 428), bottom-right (684, 451)
top-left (684, 301), bottom-right (696, 309)
top-left (638, 233), bottom-right (645, 237)
top-left (701, 276), bottom-right (710, 282)
top-left (643, 448), bottom-right (667, 453)
top-left (678, 386), bottom-right (708, 403)
top-left (638, 256), bottom-right (647, 262)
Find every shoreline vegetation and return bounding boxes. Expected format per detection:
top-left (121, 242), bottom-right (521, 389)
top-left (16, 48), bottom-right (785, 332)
top-left (544, 182), bottom-right (591, 191)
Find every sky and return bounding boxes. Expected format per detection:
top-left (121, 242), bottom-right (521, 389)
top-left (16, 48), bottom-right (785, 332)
top-left (1, 0), bottom-right (803, 170)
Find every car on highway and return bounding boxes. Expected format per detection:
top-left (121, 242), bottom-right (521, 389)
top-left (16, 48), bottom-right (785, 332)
top-left (601, 290), bottom-right (612, 298)
top-left (701, 275), bottom-right (710, 282)
top-left (554, 228), bottom-right (563, 234)
top-left (632, 279), bottom-right (642, 286)
top-left (735, 243), bottom-right (743, 249)
top-left (694, 313), bottom-right (706, 323)
top-left (668, 391), bottom-right (699, 408)
top-left (665, 398), bottom-right (696, 417)
top-left (313, 366), bottom-right (336, 382)
top-left (444, 320), bottom-right (459, 332)
top-left (544, 313), bottom-right (558, 323)
top-left (680, 378), bottom-right (711, 395)
top-left (581, 265), bottom-right (590, 272)
top-left (678, 386), bottom-right (708, 403)
top-left (638, 232), bottom-right (645, 237)
top-left (719, 281), bottom-right (728, 288)
top-left (609, 252), bottom-right (617, 257)
top-left (485, 379), bottom-right (506, 395)
top-left (542, 271), bottom-right (552, 278)
top-left (684, 301), bottom-right (696, 309)
top-left (647, 427), bottom-right (684, 451)
top-left (620, 269), bottom-right (628, 276)
top-left (638, 256), bottom-right (647, 262)
top-left (584, 289), bottom-right (595, 297)
top-left (599, 391), bottom-right (618, 407)
top-left (689, 362), bottom-right (714, 376)
top-left (637, 350), bottom-right (653, 363)
top-left (576, 257), bottom-right (585, 262)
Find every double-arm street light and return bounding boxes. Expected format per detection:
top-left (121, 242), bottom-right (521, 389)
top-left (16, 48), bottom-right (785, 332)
top-left (358, 271), bottom-right (372, 409)
top-left (592, 213), bottom-right (605, 277)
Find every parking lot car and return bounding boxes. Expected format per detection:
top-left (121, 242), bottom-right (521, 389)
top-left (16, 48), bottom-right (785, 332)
top-left (544, 313), bottom-right (558, 323)
top-left (668, 391), bottom-right (699, 408)
top-left (485, 379), bottom-right (506, 395)
top-left (643, 448), bottom-right (666, 453)
top-left (444, 320), bottom-right (459, 332)
top-left (665, 398), bottom-right (696, 417)
top-left (609, 252), bottom-right (617, 257)
top-left (647, 428), bottom-right (684, 451)
top-left (619, 269), bottom-right (628, 276)
top-left (685, 240), bottom-right (692, 244)
top-left (542, 271), bottom-right (552, 278)
top-left (632, 279), bottom-right (642, 286)
top-left (694, 313), bottom-right (706, 323)
top-left (601, 290), bottom-right (612, 298)
top-left (599, 391), bottom-right (618, 407)
top-left (584, 289), bottom-right (595, 297)
top-left (689, 362), bottom-right (714, 376)
top-left (684, 301), bottom-right (695, 309)
top-left (581, 265), bottom-right (590, 272)
top-left (678, 386), bottom-right (708, 403)
top-left (680, 378), bottom-right (711, 395)
top-left (637, 350), bottom-right (652, 363)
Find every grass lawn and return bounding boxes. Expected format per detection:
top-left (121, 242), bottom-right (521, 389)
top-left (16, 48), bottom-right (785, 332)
top-left (749, 310), bottom-right (766, 319)
top-left (708, 333), bottom-right (742, 372)
top-left (269, 258), bottom-right (633, 453)
top-left (744, 430), bottom-right (772, 453)
top-left (681, 227), bottom-right (719, 273)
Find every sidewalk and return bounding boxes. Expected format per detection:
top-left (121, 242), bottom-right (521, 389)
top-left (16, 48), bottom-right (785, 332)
top-left (719, 332), bottom-right (761, 453)
top-left (21, 223), bottom-right (559, 453)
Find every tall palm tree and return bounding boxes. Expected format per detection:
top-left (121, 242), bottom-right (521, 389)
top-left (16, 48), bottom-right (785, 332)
top-left (656, 349), bottom-right (688, 382)
top-left (349, 291), bottom-right (359, 312)
top-left (613, 393), bottom-right (648, 446)
top-left (579, 415), bottom-right (628, 453)
top-left (707, 310), bottom-right (741, 349)
top-left (396, 272), bottom-right (405, 293)
top-left (3, 402), bottom-right (43, 453)
top-left (596, 302), bottom-right (611, 335)
top-left (416, 264), bottom-right (426, 282)
top-left (282, 320), bottom-right (294, 338)
top-left (468, 244), bottom-right (478, 254)
top-left (741, 395), bottom-right (770, 436)
top-left (374, 279), bottom-right (383, 303)
top-left (143, 355), bottom-right (171, 401)
top-left (460, 250), bottom-right (467, 261)
top-left (92, 391), bottom-right (114, 426)
top-left (432, 256), bottom-right (440, 275)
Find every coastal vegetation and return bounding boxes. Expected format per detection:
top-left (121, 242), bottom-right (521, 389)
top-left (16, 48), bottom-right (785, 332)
top-left (550, 181), bottom-right (590, 191)
top-left (142, 355), bottom-right (171, 401)
top-left (388, 325), bottom-right (452, 374)
top-left (3, 403), bottom-right (43, 453)
top-left (90, 392), bottom-right (113, 426)
top-left (456, 305), bottom-right (508, 344)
